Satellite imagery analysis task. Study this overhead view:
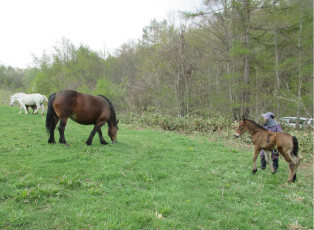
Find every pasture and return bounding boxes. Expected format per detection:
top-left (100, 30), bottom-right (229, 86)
top-left (0, 106), bottom-right (312, 229)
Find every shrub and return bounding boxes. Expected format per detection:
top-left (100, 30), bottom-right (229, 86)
top-left (121, 112), bottom-right (232, 133)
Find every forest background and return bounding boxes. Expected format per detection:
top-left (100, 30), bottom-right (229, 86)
top-left (0, 0), bottom-right (312, 124)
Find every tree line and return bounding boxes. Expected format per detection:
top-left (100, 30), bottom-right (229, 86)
top-left (0, 0), bottom-right (312, 122)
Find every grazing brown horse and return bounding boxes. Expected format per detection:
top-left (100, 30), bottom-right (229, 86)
top-left (26, 105), bottom-right (37, 114)
top-left (46, 90), bottom-right (118, 145)
top-left (234, 116), bottom-right (301, 183)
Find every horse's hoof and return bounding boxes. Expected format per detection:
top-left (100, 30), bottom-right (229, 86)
top-left (48, 141), bottom-right (56, 144)
top-left (59, 140), bottom-right (69, 146)
top-left (85, 142), bottom-right (92, 146)
top-left (252, 169), bottom-right (257, 174)
top-left (100, 142), bottom-right (108, 145)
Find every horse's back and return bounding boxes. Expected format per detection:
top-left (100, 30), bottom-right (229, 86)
top-left (275, 132), bottom-right (294, 149)
top-left (53, 90), bottom-right (110, 125)
top-left (31, 93), bottom-right (46, 103)
top-left (21, 94), bottom-right (36, 105)
top-left (53, 90), bottom-right (79, 115)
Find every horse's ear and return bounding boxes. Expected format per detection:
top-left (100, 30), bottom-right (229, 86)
top-left (117, 120), bottom-right (119, 124)
top-left (241, 115), bottom-right (246, 123)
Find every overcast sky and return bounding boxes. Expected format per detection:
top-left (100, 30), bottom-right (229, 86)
top-left (0, 0), bottom-right (202, 68)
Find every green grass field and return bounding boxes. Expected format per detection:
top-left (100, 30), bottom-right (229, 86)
top-left (0, 106), bottom-right (312, 229)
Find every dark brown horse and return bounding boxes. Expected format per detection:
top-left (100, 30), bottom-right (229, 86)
top-left (234, 116), bottom-right (301, 183)
top-left (26, 105), bottom-right (37, 114)
top-left (46, 90), bottom-right (118, 145)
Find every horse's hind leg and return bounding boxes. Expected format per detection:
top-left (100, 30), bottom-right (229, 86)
top-left (34, 102), bottom-right (40, 114)
top-left (264, 151), bottom-right (275, 174)
top-left (58, 118), bottom-right (69, 145)
top-left (97, 128), bottom-right (108, 145)
top-left (278, 147), bottom-right (296, 183)
top-left (48, 115), bottom-right (59, 144)
top-left (287, 161), bottom-right (297, 183)
top-left (40, 103), bottom-right (45, 115)
top-left (292, 155), bottom-right (302, 182)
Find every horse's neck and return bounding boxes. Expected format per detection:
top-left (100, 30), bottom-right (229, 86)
top-left (108, 120), bottom-right (115, 127)
top-left (13, 93), bottom-right (25, 98)
top-left (246, 121), bottom-right (263, 136)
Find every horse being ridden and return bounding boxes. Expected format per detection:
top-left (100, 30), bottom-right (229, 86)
top-left (234, 116), bottom-right (301, 183)
top-left (46, 90), bottom-right (118, 145)
top-left (10, 92), bottom-right (48, 115)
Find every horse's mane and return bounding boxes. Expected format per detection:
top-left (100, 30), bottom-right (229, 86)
top-left (98, 95), bottom-right (118, 126)
top-left (11, 92), bottom-right (26, 97)
top-left (246, 119), bottom-right (267, 131)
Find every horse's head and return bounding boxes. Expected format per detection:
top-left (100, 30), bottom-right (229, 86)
top-left (108, 120), bottom-right (119, 143)
top-left (9, 96), bottom-right (17, 106)
top-left (234, 116), bottom-right (248, 138)
top-left (9, 93), bottom-right (25, 106)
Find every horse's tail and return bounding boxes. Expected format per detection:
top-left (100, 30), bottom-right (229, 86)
top-left (43, 95), bottom-right (48, 103)
top-left (46, 93), bottom-right (56, 134)
top-left (291, 136), bottom-right (299, 157)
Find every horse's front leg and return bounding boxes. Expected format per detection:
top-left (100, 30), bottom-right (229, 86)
top-left (97, 128), bottom-right (108, 145)
top-left (252, 146), bottom-right (261, 174)
top-left (19, 105), bottom-right (23, 114)
top-left (86, 126), bottom-right (99, 146)
top-left (21, 104), bottom-right (29, 114)
top-left (264, 151), bottom-right (275, 174)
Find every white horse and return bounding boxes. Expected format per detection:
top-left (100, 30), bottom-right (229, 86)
top-left (10, 92), bottom-right (48, 115)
